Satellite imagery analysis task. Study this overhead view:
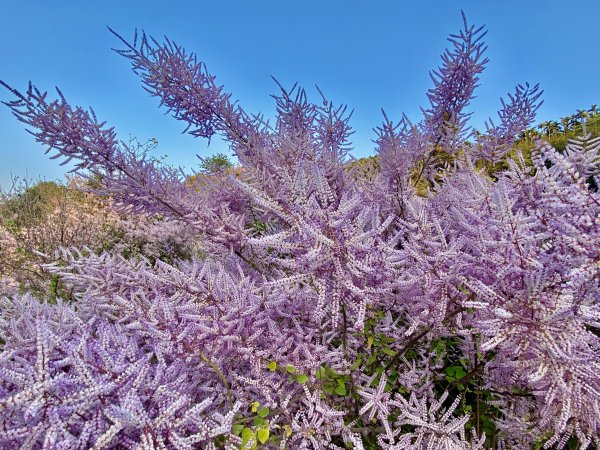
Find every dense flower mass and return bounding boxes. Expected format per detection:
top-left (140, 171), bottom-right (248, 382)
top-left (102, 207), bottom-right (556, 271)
top-left (1, 12), bottom-right (599, 449)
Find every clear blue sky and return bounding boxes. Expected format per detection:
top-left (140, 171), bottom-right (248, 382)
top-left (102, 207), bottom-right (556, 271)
top-left (1, 0), bottom-right (599, 188)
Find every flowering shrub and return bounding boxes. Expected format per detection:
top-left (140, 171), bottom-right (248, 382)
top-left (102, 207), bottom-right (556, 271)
top-left (0, 174), bottom-right (200, 299)
top-left (0, 178), bottom-right (119, 297)
top-left (1, 12), bottom-right (599, 449)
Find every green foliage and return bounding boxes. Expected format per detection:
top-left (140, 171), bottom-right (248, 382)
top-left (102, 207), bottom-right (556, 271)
top-left (296, 374), bottom-right (309, 384)
top-left (346, 156), bottom-right (380, 180)
top-left (200, 153), bottom-right (233, 173)
top-left (1, 181), bottom-right (67, 229)
top-left (0, 174), bottom-right (201, 299)
top-left (546, 112), bottom-right (600, 150)
top-left (229, 401), bottom-right (274, 448)
top-left (475, 105), bottom-right (600, 181)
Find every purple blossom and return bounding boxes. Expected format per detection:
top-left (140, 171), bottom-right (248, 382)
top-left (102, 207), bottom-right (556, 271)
top-left (1, 12), bottom-right (599, 449)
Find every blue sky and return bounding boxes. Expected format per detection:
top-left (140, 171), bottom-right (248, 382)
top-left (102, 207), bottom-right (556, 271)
top-left (1, 0), bottom-right (599, 188)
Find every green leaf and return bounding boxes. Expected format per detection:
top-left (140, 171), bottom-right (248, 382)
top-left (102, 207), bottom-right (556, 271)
top-left (257, 427), bottom-right (270, 444)
top-left (232, 424), bottom-right (244, 436)
top-left (241, 428), bottom-right (256, 449)
top-left (286, 364), bottom-right (296, 374)
top-left (253, 417), bottom-right (266, 427)
top-left (350, 357), bottom-right (362, 371)
top-left (335, 381), bottom-right (347, 396)
top-left (251, 401), bottom-right (260, 413)
top-left (266, 361), bottom-right (277, 371)
top-left (457, 285), bottom-right (471, 295)
top-left (296, 374), bottom-right (309, 384)
top-left (383, 336), bottom-right (396, 344)
top-left (445, 366), bottom-right (466, 380)
top-left (257, 406), bottom-right (270, 418)
top-left (284, 425), bottom-right (292, 437)
top-left (382, 348), bottom-right (396, 357)
top-left (433, 341), bottom-right (446, 355)
top-left (315, 366), bottom-right (326, 379)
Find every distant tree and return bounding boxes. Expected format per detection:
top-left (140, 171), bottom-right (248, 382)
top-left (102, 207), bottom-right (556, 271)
top-left (561, 116), bottom-right (570, 134)
top-left (200, 152), bottom-right (233, 173)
